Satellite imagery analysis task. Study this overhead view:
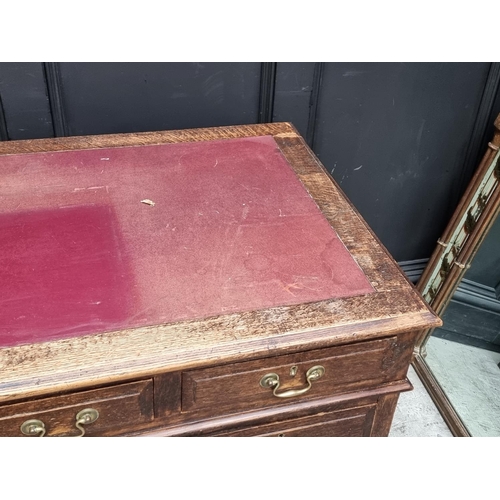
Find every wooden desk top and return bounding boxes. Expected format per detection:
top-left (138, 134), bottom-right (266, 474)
top-left (0, 135), bottom-right (373, 348)
top-left (0, 123), bottom-right (440, 402)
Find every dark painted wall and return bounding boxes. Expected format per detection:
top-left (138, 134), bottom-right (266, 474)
top-left (1, 62), bottom-right (499, 266)
top-left (313, 63), bottom-right (490, 261)
top-left (0, 62), bottom-right (52, 140)
top-left (57, 63), bottom-right (262, 136)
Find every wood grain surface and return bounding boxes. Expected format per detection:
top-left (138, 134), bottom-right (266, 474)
top-left (126, 380), bottom-right (412, 436)
top-left (0, 379), bottom-right (154, 437)
top-left (0, 123), bottom-right (441, 404)
top-left (211, 404), bottom-right (378, 437)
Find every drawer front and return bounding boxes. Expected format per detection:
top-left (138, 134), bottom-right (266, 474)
top-left (181, 336), bottom-right (408, 418)
top-left (0, 379), bottom-right (154, 437)
top-left (212, 404), bottom-right (377, 437)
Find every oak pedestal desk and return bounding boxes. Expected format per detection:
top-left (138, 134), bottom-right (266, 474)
top-left (0, 123), bottom-right (440, 437)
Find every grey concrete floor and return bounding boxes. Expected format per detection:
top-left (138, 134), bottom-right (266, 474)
top-left (390, 338), bottom-right (500, 437)
top-left (425, 337), bottom-right (500, 436)
top-left (390, 364), bottom-right (453, 437)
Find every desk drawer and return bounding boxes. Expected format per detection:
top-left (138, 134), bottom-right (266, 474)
top-left (181, 336), bottom-right (408, 418)
top-left (0, 380), bottom-right (154, 437)
top-left (212, 404), bottom-right (377, 436)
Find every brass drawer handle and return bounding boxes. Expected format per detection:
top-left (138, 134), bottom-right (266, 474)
top-left (75, 408), bottom-right (99, 437)
top-left (260, 365), bottom-right (325, 398)
top-left (20, 409), bottom-right (99, 437)
top-left (20, 419), bottom-right (46, 437)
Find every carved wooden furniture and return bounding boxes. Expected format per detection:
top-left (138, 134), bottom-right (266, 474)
top-left (0, 123), bottom-right (440, 437)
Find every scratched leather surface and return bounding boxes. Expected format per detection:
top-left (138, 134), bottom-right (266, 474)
top-left (0, 135), bottom-right (373, 347)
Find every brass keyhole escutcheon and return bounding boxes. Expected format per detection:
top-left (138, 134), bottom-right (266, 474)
top-left (20, 419), bottom-right (46, 437)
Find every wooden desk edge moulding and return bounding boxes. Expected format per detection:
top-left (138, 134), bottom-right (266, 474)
top-left (0, 122), bottom-right (441, 437)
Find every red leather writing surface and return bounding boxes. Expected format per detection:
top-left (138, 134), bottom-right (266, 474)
top-left (0, 136), bottom-right (373, 347)
top-left (0, 206), bottom-right (133, 345)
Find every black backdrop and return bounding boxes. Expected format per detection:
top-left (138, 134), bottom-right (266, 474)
top-left (1, 62), bottom-right (499, 269)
